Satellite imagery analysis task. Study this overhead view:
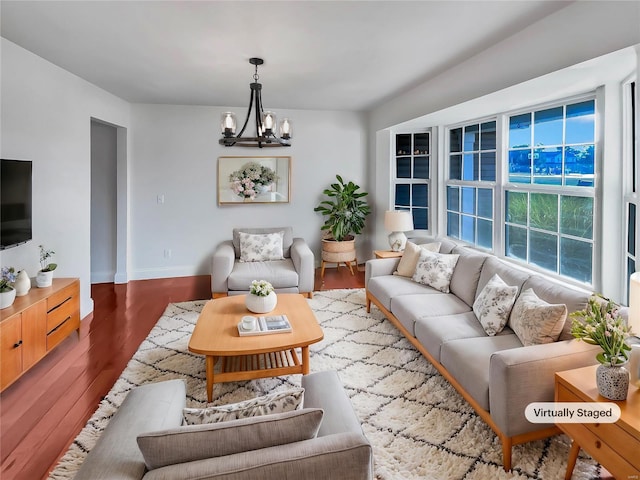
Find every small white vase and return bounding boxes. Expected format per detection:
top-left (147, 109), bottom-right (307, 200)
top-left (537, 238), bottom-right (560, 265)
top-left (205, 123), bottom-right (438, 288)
top-left (14, 270), bottom-right (31, 296)
top-left (36, 270), bottom-right (54, 288)
top-left (245, 291), bottom-right (277, 314)
top-left (629, 343), bottom-right (640, 389)
top-left (0, 288), bottom-right (17, 309)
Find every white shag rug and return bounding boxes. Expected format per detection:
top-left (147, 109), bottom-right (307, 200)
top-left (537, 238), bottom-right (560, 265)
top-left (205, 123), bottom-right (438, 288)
top-left (49, 289), bottom-right (600, 480)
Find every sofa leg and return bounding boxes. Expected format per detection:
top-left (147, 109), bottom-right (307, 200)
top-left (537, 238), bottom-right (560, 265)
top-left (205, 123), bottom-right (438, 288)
top-left (212, 292), bottom-right (228, 299)
top-left (303, 292), bottom-right (313, 299)
top-left (502, 437), bottom-right (512, 472)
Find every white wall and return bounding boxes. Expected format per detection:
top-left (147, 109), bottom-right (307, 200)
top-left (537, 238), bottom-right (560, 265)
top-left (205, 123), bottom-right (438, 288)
top-left (129, 105), bottom-right (367, 279)
top-left (1, 38), bottom-right (131, 318)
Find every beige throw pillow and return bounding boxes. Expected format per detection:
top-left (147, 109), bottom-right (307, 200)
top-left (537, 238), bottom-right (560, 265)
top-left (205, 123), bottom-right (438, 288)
top-left (183, 388), bottom-right (304, 424)
top-left (509, 288), bottom-right (567, 346)
top-left (472, 274), bottom-right (518, 336)
top-left (395, 241), bottom-right (441, 277)
top-left (137, 409), bottom-right (324, 470)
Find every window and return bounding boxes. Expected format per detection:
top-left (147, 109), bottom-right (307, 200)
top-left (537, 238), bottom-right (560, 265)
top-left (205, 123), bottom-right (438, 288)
top-left (505, 99), bottom-right (596, 284)
top-left (394, 132), bottom-right (431, 230)
top-left (624, 80), bottom-right (637, 301)
top-left (446, 121), bottom-right (496, 249)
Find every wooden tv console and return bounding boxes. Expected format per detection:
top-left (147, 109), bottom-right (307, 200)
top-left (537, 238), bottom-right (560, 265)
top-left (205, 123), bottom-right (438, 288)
top-left (0, 278), bottom-right (80, 392)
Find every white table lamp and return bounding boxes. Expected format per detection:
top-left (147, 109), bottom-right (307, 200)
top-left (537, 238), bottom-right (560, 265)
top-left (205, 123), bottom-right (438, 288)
top-left (384, 210), bottom-right (413, 252)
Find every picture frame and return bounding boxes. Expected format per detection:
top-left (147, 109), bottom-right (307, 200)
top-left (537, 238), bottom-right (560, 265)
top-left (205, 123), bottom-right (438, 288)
top-left (218, 156), bottom-right (291, 205)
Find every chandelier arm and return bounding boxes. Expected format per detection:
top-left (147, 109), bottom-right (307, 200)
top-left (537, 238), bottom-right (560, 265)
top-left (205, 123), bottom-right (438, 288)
top-left (236, 88), bottom-right (255, 139)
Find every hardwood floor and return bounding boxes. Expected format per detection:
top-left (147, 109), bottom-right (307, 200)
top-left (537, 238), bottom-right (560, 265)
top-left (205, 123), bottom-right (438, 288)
top-left (0, 267), bottom-right (364, 480)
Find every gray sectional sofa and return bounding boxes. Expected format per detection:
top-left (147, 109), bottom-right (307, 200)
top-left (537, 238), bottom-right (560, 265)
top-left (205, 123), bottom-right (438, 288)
top-left (365, 238), bottom-right (600, 471)
top-left (74, 371), bottom-right (373, 480)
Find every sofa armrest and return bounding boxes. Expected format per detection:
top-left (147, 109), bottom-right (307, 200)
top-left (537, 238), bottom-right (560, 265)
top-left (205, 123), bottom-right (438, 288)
top-left (142, 433), bottom-right (373, 480)
top-left (364, 258), bottom-right (401, 287)
top-left (290, 237), bottom-right (315, 294)
top-left (211, 241), bottom-right (235, 294)
top-left (302, 370), bottom-right (363, 437)
top-left (489, 340), bottom-right (600, 437)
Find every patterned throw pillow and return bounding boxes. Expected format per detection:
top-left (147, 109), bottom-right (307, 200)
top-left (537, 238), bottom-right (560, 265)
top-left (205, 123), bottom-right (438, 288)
top-left (509, 288), bottom-right (567, 346)
top-left (239, 231), bottom-right (284, 262)
top-left (182, 388), bottom-right (304, 424)
top-left (394, 241), bottom-right (442, 277)
top-left (473, 274), bottom-right (518, 336)
top-left (411, 250), bottom-right (459, 293)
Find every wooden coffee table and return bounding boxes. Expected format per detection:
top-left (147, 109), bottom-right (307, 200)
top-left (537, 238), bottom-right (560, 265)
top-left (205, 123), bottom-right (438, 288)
top-left (189, 294), bottom-right (324, 401)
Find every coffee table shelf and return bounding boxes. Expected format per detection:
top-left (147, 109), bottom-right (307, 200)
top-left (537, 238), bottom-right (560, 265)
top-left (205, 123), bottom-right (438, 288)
top-left (216, 349), bottom-right (303, 383)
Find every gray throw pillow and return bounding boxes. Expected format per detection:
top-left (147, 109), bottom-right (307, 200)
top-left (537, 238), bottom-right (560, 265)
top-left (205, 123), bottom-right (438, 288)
top-left (137, 408), bottom-right (324, 470)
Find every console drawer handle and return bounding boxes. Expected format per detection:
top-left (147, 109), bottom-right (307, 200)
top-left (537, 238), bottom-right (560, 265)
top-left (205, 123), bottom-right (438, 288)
top-left (13, 340), bottom-right (23, 349)
top-left (48, 316), bottom-right (71, 335)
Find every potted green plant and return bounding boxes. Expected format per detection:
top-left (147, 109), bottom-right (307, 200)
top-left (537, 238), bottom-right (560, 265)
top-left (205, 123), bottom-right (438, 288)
top-left (36, 245), bottom-right (57, 288)
top-left (314, 175), bottom-right (371, 270)
top-left (0, 266), bottom-right (17, 309)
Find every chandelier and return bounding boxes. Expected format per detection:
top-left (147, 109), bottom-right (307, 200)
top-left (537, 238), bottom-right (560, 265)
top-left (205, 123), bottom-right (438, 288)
top-left (219, 58), bottom-right (292, 148)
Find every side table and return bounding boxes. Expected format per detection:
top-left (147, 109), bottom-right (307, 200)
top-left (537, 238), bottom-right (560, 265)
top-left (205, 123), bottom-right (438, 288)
top-left (555, 365), bottom-right (639, 479)
top-left (374, 250), bottom-right (404, 259)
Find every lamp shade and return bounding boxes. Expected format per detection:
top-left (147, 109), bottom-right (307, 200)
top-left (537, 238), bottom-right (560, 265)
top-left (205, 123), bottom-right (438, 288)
top-left (384, 211), bottom-right (413, 232)
top-left (629, 272), bottom-right (640, 337)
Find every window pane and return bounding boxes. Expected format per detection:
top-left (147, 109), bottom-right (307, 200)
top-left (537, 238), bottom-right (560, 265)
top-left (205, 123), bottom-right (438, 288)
top-left (564, 145), bottom-right (594, 186)
top-left (566, 100), bottom-right (595, 144)
top-left (530, 193), bottom-right (558, 231)
top-left (450, 128), bottom-right (463, 153)
top-left (415, 133), bottom-right (429, 155)
top-left (450, 154), bottom-right (462, 180)
top-left (448, 212), bottom-right (459, 237)
top-left (396, 157), bottom-right (411, 178)
top-left (530, 230), bottom-right (558, 272)
top-left (508, 149), bottom-right (531, 183)
top-left (447, 186), bottom-right (459, 212)
top-left (413, 208), bottom-right (428, 230)
top-left (464, 124), bottom-right (479, 151)
top-left (506, 191), bottom-right (528, 225)
top-left (477, 219), bottom-right (492, 249)
top-left (481, 121), bottom-right (496, 150)
top-left (506, 225), bottom-right (527, 260)
top-left (395, 184), bottom-right (410, 206)
top-left (461, 187), bottom-right (475, 214)
top-left (509, 113), bottom-right (531, 148)
top-left (560, 196), bottom-right (593, 239)
top-left (461, 215), bottom-right (475, 243)
top-left (462, 153), bottom-right (478, 181)
top-left (480, 152), bottom-right (496, 181)
top-left (560, 238), bottom-right (592, 283)
top-left (534, 106), bottom-right (563, 146)
top-left (397, 134), bottom-right (411, 156)
top-left (533, 147), bottom-right (562, 185)
top-left (414, 157), bottom-right (429, 179)
top-left (412, 184), bottom-right (428, 208)
top-left (477, 188), bottom-right (493, 219)
top-left (629, 203), bottom-right (636, 256)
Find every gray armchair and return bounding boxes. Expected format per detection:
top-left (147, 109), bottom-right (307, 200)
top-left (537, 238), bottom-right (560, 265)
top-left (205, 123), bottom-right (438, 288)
top-left (211, 227), bottom-right (315, 298)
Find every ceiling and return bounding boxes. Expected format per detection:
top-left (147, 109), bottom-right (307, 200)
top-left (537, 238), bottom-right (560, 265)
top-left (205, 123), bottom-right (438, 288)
top-left (0, 1), bottom-right (572, 112)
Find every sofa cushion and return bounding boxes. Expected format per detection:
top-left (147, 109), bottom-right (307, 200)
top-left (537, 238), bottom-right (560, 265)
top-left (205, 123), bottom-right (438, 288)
top-left (449, 247), bottom-right (489, 307)
top-left (183, 388), bottom-right (304, 424)
top-left (521, 275), bottom-right (589, 341)
top-left (473, 274), bottom-right (518, 336)
top-left (415, 312), bottom-right (500, 362)
top-left (137, 408), bottom-right (324, 470)
top-left (509, 288), bottom-right (567, 346)
top-left (440, 335), bottom-right (523, 410)
top-left (477, 256), bottom-right (530, 297)
top-left (228, 258), bottom-right (299, 291)
top-left (412, 250), bottom-right (460, 293)
top-left (391, 293), bottom-right (471, 337)
top-left (238, 231), bottom-right (285, 262)
top-left (395, 241), bottom-right (441, 277)
top-left (233, 227), bottom-right (294, 258)
top-left (367, 275), bottom-right (440, 311)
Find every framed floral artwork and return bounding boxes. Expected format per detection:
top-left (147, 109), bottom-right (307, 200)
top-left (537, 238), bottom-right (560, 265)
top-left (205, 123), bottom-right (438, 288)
top-left (218, 156), bottom-right (291, 204)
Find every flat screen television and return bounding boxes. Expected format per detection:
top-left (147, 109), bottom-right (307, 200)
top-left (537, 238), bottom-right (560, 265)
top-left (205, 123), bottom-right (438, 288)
top-left (1, 159), bottom-right (33, 249)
